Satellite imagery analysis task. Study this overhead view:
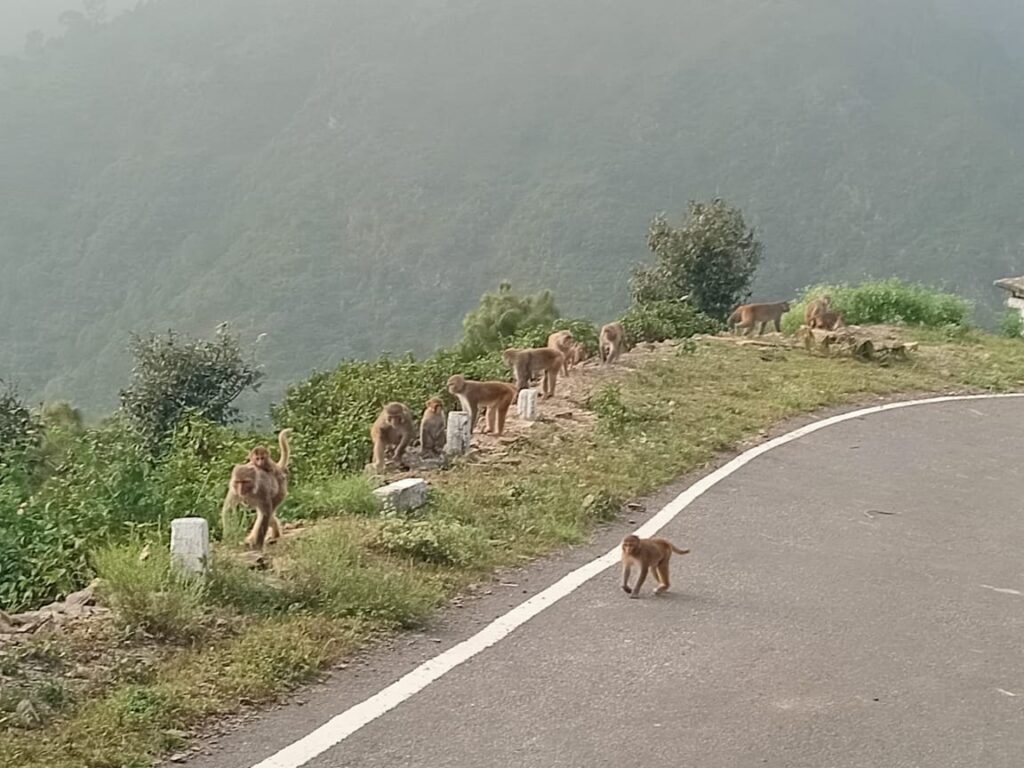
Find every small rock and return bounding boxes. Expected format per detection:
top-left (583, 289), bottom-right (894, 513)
top-left (168, 752), bottom-right (189, 763)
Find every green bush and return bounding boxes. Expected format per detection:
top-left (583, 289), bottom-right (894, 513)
top-left (782, 279), bottom-right (971, 334)
top-left (119, 327), bottom-right (263, 454)
top-left (369, 514), bottom-right (485, 567)
top-left (272, 350), bottom-right (507, 477)
top-left (507, 317), bottom-right (600, 355)
top-left (999, 310), bottom-right (1024, 339)
top-left (456, 281), bottom-right (561, 359)
top-left (620, 300), bottom-right (721, 344)
top-left (93, 543), bottom-right (207, 640)
top-left (288, 475), bottom-right (382, 519)
top-left (281, 524), bottom-right (441, 626)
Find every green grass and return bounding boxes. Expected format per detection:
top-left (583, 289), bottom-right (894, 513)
top-left (3, 333), bottom-right (1024, 768)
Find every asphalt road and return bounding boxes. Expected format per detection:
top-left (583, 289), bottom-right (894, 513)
top-left (187, 396), bottom-right (1024, 768)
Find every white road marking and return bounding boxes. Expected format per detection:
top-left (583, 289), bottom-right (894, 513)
top-left (250, 392), bottom-right (1024, 768)
top-left (980, 584), bottom-right (1023, 596)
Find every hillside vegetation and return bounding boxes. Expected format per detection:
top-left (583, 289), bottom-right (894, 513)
top-left (3, 0), bottom-right (1024, 410)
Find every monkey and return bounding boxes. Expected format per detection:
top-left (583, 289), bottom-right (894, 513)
top-left (804, 295), bottom-right (832, 328)
top-left (502, 347), bottom-right (563, 398)
top-left (814, 309), bottom-right (846, 331)
top-left (620, 534), bottom-right (691, 598)
top-left (447, 374), bottom-right (517, 435)
top-left (565, 340), bottom-right (589, 372)
top-left (547, 330), bottom-right (575, 376)
top-left (419, 397), bottom-right (447, 457)
top-left (727, 301), bottom-right (791, 336)
top-left (221, 428), bottom-right (292, 549)
top-left (370, 402), bottom-right (416, 473)
top-left (599, 321), bottom-right (627, 365)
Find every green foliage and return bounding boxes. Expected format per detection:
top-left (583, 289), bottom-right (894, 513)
top-left (93, 543), bottom-right (207, 640)
top-left (288, 475), bottom-right (382, 520)
top-left (457, 282), bottom-right (561, 359)
top-left (782, 279), bottom-right (972, 334)
top-left (588, 384), bottom-right (636, 436)
top-left (119, 327), bottom-right (263, 453)
top-left (999, 310), bottom-right (1024, 339)
top-left (149, 414), bottom-right (258, 535)
top-left (281, 524), bottom-right (440, 627)
top-left (620, 300), bottom-right (721, 344)
top-left (633, 200), bottom-right (761, 321)
top-left (273, 350), bottom-right (506, 477)
top-left (0, 382), bottom-right (40, 484)
top-left (369, 513), bottom-right (486, 567)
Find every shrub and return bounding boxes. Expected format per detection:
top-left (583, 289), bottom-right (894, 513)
top-left (620, 300), bottom-right (721, 344)
top-left (999, 310), bottom-right (1024, 339)
top-left (119, 326), bottom-right (263, 453)
top-left (369, 514), bottom-right (485, 567)
top-left (782, 279), bottom-right (972, 334)
top-left (273, 350), bottom-right (507, 477)
top-left (93, 543), bottom-right (207, 640)
top-left (0, 381), bottom-right (41, 485)
top-left (507, 317), bottom-right (600, 356)
top-left (456, 281), bottom-right (561, 358)
top-left (632, 199), bottom-right (762, 320)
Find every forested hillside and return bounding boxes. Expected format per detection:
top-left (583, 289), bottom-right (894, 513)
top-left (3, 0), bottom-right (1023, 412)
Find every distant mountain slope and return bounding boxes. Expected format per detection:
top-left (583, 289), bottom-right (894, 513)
top-left (2, 0), bottom-right (1023, 412)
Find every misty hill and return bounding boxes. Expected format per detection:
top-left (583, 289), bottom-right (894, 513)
top-left (3, 0), bottom-right (1024, 413)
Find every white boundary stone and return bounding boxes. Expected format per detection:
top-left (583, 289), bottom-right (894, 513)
top-left (170, 517), bottom-right (209, 575)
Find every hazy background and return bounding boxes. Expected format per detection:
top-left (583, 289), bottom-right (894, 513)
top-left (2, 0), bottom-right (1023, 414)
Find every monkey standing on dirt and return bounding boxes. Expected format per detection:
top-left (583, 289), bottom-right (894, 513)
top-left (727, 301), bottom-right (791, 336)
top-left (221, 429), bottom-right (293, 549)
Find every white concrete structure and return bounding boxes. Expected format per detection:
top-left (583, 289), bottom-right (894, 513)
top-left (446, 411), bottom-right (471, 455)
top-left (170, 517), bottom-right (210, 575)
top-left (373, 478), bottom-right (429, 511)
top-left (995, 276), bottom-right (1024, 334)
top-left (516, 388), bottom-right (539, 421)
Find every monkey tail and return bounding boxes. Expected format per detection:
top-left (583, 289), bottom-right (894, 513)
top-left (726, 309), bottom-right (741, 327)
top-left (277, 428), bottom-right (293, 469)
top-left (671, 545), bottom-right (691, 555)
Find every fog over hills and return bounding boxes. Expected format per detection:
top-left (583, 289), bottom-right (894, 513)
top-left (2, 0), bottom-right (1023, 412)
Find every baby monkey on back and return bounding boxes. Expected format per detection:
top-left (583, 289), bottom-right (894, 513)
top-left (620, 534), bottom-right (690, 598)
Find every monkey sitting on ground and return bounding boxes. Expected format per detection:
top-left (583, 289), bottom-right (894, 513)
top-left (371, 402), bottom-right (415, 473)
top-left (447, 374), bottom-right (517, 435)
top-left (727, 301), bottom-right (791, 336)
top-left (419, 397), bottom-right (447, 457)
top-left (221, 428), bottom-right (292, 549)
top-left (502, 347), bottom-right (563, 398)
top-left (804, 295), bottom-right (832, 328)
top-left (566, 341), bottom-right (589, 372)
top-left (812, 309), bottom-right (846, 331)
top-left (599, 322), bottom-right (627, 365)
top-left (547, 330), bottom-right (575, 376)
top-left (620, 534), bottom-right (691, 598)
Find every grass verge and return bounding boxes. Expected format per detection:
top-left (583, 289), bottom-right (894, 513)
top-left (2, 332), bottom-right (1023, 768)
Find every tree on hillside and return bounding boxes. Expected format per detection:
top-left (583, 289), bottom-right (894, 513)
top-left (632, 199), bottom-right (762, 321)
top-left (119, 325), bottom-right (264, 452)
top-left (458, 282), bottom-right (561, 358)
top-left (0, 382), bottom-right (40, 482)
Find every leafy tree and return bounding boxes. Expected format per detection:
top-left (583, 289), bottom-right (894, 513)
top-left (457, 282), bottom-right (561, 358)
top-left (0, 381), bottom-right (40, 482)
top-left (633, 199), bottom-right (762, 321)
top-left (39, 400), bottom-right (84, 432)
top-left (119, 326), bottom-right (264, 452)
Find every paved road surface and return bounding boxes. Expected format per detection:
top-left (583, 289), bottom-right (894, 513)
top-left (188, 396), bottom-right (1024, 768)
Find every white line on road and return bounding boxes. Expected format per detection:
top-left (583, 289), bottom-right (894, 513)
top-left (251, 393), bottom-right (1024, 768)
top-left (980, 584), bottom-right (1023, 596)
